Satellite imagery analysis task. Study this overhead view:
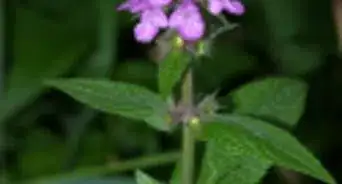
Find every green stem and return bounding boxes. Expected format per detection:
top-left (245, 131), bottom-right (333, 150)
top-left (98, 0), bottom-right (116, 75)
top-left (28, 151), bottom-right (181, 184)
top-left (181, 69), bottom-right (195, 184)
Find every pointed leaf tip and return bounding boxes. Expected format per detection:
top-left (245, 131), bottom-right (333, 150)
top-left (136, 170), bottom-right (161, 184)
top-left (201, 114), bottom-right (336, 184)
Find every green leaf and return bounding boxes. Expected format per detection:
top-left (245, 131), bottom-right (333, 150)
top-left (204, 77), bottom-right (307, 184)
top-left (0, 8), bottom-right (88, 123)
top-left (198, 140), bottom-right (271, 184)
top-left (45, 79), bottom-right (171, 131)
top-left (158, 48), bottom-right (190, 98)
top-left (200, 114), bottom-right (336, 184)
top-left (201, 77), bottom-right (308, 184)
top-left (135, 170), bottom-right (161, 184)
top-left (169, 162), bottom-right (181, 184)
top-left (230, 77), bottom-right (307, 127)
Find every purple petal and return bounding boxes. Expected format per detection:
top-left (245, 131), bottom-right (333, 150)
top-left (180, 1), bottom-right (200, 13)
top-left (208, 0), bottom-right (223, 15)
top-left (131, 0), bottom-right (151, 12)
top-left (169, 1), bottom-right (199, 28)
top-left (169, 10), bottom-right (183, 28)
top-left (134, 22), bottom-right (159, 43)
top-left (141, 8), bottom-right (168, 28)
top-left (117, 1), bottom-right (131, 11)
top-left (223, 0), bottom-right (245, 15)
top-left (169, 1), bottom-right (204, 41)
top-left (117, 0), bottom-right (150, 13)
top-left (178, 15), bottom-right (205, 41)
top-left (147, 0), bottom-right (172, 7)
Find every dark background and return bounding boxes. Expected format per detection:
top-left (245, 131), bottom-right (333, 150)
top-left (0, 0), bottom-right (341, 183)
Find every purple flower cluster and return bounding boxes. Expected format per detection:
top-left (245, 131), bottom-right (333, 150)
top-left (118, 0), bottom-right (245, 43)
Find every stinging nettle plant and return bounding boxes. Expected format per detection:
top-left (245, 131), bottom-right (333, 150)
top-left (44, 0), bottom-right (336, 183)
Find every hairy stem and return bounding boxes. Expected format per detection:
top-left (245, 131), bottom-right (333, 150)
top-left (181, 69), bottom-right (195, 184)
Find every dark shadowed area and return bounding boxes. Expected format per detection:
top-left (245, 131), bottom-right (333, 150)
top-left (0, 0), bottom-right (342, 183)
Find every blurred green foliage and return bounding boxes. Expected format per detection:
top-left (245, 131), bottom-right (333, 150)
top-left (0, 0), bottom-right (342, 183)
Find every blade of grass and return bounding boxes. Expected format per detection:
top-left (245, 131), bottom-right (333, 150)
top-left (28, 151), bottom-right (181, 184)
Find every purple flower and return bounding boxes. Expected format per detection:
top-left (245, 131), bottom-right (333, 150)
top-left (208, 0), bottom-right (245, 15)
top-left (117, 0), bottom-right (149, 13)
top-left (169, 1), bottom-right (205, 41)
top-left (134, 8), bottom-right (168, 43)
top-left (147, 0), bottom-right (172, 7)
top-left (118, 0), bottom-right (169, 43)
top-left (117, 0), bottom-right (171, 13)
top-left (141, 8), bottom-right (168, 28)
top-left (134, 22), bottom-right (159, 43)
top-left (117, 0), bottom-right (245, 43)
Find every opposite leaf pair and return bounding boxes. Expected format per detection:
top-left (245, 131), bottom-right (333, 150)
top-left (46, 77), bottom-right (336, 184)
